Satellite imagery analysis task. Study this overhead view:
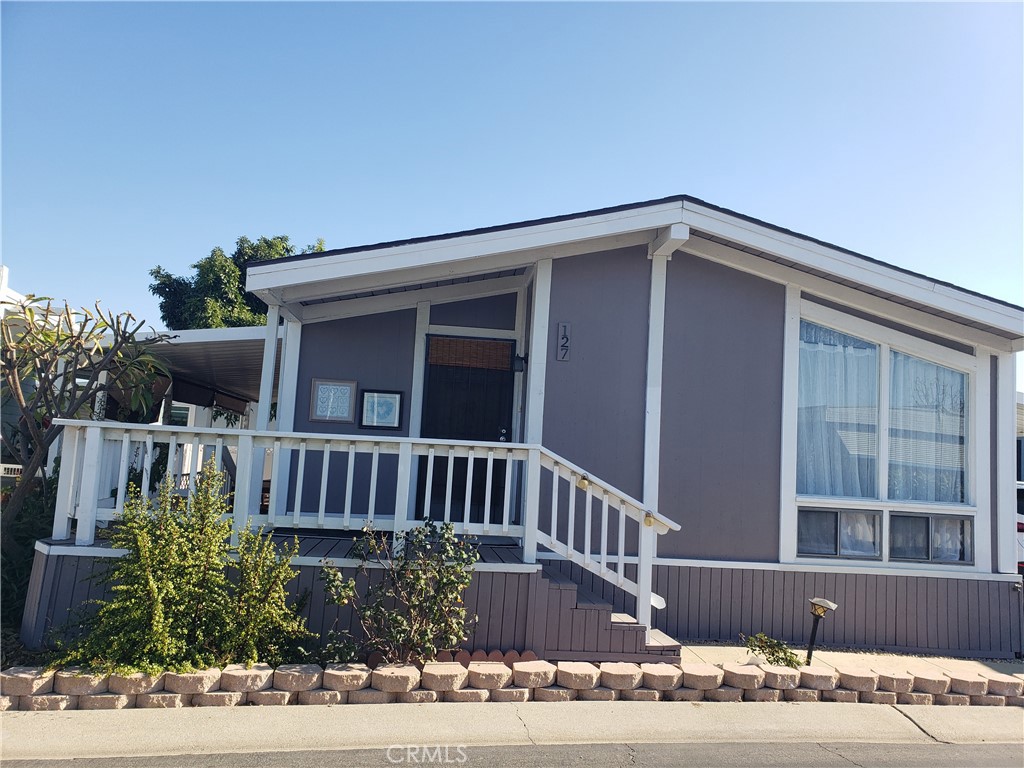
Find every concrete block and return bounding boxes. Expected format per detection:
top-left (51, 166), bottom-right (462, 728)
top-left (681, 663), bottom-right (724, 690)
top-left (78, 693), bottom-right (136, 710)
top-left (913, 672), bottom-right (950, 695)
top-left (784, 688), bottom-right (820, 702)
top-left (444, 688), bottom-right (490, 702)
top-left (835, 667), bottom-right (877, 692)
top-left (599, 662), bottom-right (642, 690)
top-left (798, 666), bottom-right (839, 691)
top-left (721, 663), bottom-right (764, 690)
top-left (934, 693), bottom-right (970, 706)
top-left (0, 695), bottom-right (18, 711)
top-left (948, 674), bottom-right (988, 696)
top-left (577, 687), bottom-right (619, 701)
top-left (137, 693), bottom-right (192, 708)
top-left (743, 688), bottom-right (780, 702)
top-left (274, 664), bottom-right (324, 692)
top-left (323, 663), bottom-right (372, 692)
top-left (897, 693), bottom-right (933, 705)
top-left (467, 662), bottom-right (512, 690)
top-left (21, 694), bottom-right (77, 711)
top-left (349, 689), bottom-right (396, 705)
top-left (874, 672), bottom-right (914, 694)
top-left (1, 667), bottom-right (54, 696)
top-left (421, 662), bottom-right (468, 692)
top-left (759, 665), bottom-right (800, 690)
top-left (1005, 696), bottom-right (1024, 707)
top-left (641, 662), bottom-right (683, 691)
top-left (704, 686), bottom-right (744, 702)
top-left (108, 672), bottom-right (164, 695)
top-left (982, 673), bottom-right (1023, 697)
top-left (860, 691), bottom-right (897, 705)
top-left (220, 664), bottom-right (273, 693)
top-left (54, 668), bottom-right (109, 695)
top-left (491, 687), bottom-right (532, 703)
top-left (193, 691), bottom-right (246, 707)
top-left (533, 686), bottom-right (576, 702)
top-left (247, 690), bottom-right (297, 706)
top-left (556, 662), bottom-right (601, 690)
top-left (620, 688), bottom-right (661, 701)
top-left (821, 689), bottom-right (858, 703)
top-left (513, 660), bottom-right (557, 688)
top-left (665, 688), bottom-right (704, 702)
top-left (372, 664), bottom-right (421, 693)
top-left (398, 690), bottom-right (438, 704)
top-left (164, 668), bottom-right (221, 695)
top-left (969, 694), bottom-right (1005, 707)
top-left (298, 689), bottom-right (347, 706)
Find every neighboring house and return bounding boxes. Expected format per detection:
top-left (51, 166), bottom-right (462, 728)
top-left (1, 266), bottom-right (31, 486)
top-left (22, 196), bottom-right (1024, 660)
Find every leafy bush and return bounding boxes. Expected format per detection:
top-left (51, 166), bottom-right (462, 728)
top-left (321, 522), bottom-right (479, 664)
top-left (61, 461), bottom-right (310, 673)
top-left (740, 632), bottom-right (802, 668)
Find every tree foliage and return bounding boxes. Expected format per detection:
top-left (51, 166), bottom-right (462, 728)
top-left (61, 462), bottom-right (310, 673)
top-left (0, 297), bottom-right (170, 546)
top-left (149, 235), bottom-right (325, 330)
top-left (321, 522), bottom-right (479, 664)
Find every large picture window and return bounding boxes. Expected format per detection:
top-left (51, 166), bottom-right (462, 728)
top-left (793, 313), bottom-right (976, 567)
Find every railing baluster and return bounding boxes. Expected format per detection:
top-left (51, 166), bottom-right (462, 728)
top-left (343, 443), bottom-right (355, 527)
top-left (318, 442), bottom-right (331, 528)
top-left (53, 426), bottom-right (82, 539)
top-left (268, 439), bottom-right (283, 525)
top-left (566, 473), bottom-right (577, 560)
top-left (583, 485), bottom-right (593, 565)
top-left (617, 503), bottom-right (627, 586)
top-left (483, 450), bottom-right (494, 534)
top-left (167, 435), bottom-right (178, 487)
top-left (141, 434), bottom-right (154, 496)
top-left (114, 433), bottom-right (132, 514)
top-left (501, 449), bottom-right (513, 533)
top-left (443, 447), bottom-right (454, 523)
top-left (188, 435), bottom-right (201, 498)
top-left (231, 434), bottom-right (255, 546)
top-left (550, 463), bottom-right (559, 542)
top-left (463, 449), bottom-right (475, 524)
top-left (422, 447), bottom-right (435, 520)
top-left (292, 442), bottom-right (306, 527)
top-left (367, 443), bottom-right (379, 523)
top-left (214, 438), bottom-right (223, 475)
top-left (600, 492), bottom-right (609, 572)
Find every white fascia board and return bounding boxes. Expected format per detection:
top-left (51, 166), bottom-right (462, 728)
top-left (247, 202), bottom-right (685, 296)
top-left (681, 201), bottom-right (1024, 338)
top-left (144, 325), bottom-right (283, 345)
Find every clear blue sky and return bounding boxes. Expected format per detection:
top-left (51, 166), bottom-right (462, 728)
top-left (3, 3), bottom-right (1022, 348)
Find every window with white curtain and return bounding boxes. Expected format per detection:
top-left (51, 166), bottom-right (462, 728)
top-left (794, 316), bottom-right (975, 565)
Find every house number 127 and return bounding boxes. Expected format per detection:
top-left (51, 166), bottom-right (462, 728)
top-left (556, 322), bottom-right (571, 361)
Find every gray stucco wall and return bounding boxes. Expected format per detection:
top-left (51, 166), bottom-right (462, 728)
top-left (542, 247), bottom-right (649, 500)
top-left (657, 254), bottom-right (786, 561)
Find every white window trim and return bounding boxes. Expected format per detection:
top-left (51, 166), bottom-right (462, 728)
top-left (781, 297), bottom-right (992, 573)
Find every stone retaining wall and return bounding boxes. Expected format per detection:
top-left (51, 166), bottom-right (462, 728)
top-left (2, 660), bottom-right (1022, 711)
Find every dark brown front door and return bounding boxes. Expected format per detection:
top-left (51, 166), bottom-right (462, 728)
top-left (416, 335), bottom-right (516, 524)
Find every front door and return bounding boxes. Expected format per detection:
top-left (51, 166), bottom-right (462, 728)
top-left (417, 335), bottom-right (516, 524)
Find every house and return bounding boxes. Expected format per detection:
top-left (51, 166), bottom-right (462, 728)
top-left (22, 196), bottom-right (1024, 660)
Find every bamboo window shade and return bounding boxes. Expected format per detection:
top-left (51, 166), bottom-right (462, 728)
top-left (428, 337), bottom-right (512, 371)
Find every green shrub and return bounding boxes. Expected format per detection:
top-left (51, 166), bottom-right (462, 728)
top-left (740, 632), bottom-right (802, 668)
top-left (321, 521), bottom-right (479, 664)
top-left (61, 461), bottom-right (310, 673)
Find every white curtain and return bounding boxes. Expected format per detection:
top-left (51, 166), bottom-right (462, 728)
top-left (797, 321), bottom-right (879, 498)
top-left (888, 351), bottom-right (966, 503)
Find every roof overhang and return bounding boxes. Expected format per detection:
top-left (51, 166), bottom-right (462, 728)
top-left (245, 196), bottom-right (1024, 351)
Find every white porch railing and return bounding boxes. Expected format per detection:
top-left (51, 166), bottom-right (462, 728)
top-left (51, 419), bottom-right (679, 636)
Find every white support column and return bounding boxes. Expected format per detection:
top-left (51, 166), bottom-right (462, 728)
top-left (256, 305), bottom-right (281, 432)
top-left (52, 425), bottom-right (82, 539)
top-left (75, 425), bottom-right (103, 546)
top-left (995, 352), bottom-right (1017, 573)
top-left (408, 302), bottom-right (431, 438)
top-left (973, 354), bottom-right (992, 571)
top-left (271, 319), bottom-right (303, 518)
top-left (522, 448), bottom-right (541, 563)
top-left (232, 433), bottom-right (255, 545)
top-left (778, 285), bottom-right (802, 562)
top-left (643, 252), bottom-right (669, 510)
top-left (525, 259), bottom-right (552, 444)
top-left (637, 524), bottom-right (656, 640)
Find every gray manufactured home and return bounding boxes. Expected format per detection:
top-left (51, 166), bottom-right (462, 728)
top-left (25, 196), bottom-right (1024, 659)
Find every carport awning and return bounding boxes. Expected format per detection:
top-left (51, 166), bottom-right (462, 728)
top-left (146, 326), bottom-right (281, 410)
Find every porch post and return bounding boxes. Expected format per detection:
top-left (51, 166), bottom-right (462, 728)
top-left (74, 425), bottom-right (104, 546)
top-left (636, 524), bottom-right (656, 638)
top-left (52, 425), bottom-right (82, 539)
top-left (252, 305), bottom-right (280, 525)
top-left (524, 259), bottom-right (552, 444)
top-left (405, 302), bottom-right (430, 523)
top-left (231, 433), bottom-right (255, 545)
top-left (271, 319), bottom-right (302, 519)
top-left (522, 448), bottom-right (541, 562)
top-left (995, 352), bottom-right (1017, 573)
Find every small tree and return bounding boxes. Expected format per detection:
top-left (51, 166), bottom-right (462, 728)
top-left (321, 522), bottom-right (479, 664)
top-left (0, 297), bottom-right (170, 552)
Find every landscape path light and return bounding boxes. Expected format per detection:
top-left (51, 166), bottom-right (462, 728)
top-left (805, 597), bottom-right (838, 665)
